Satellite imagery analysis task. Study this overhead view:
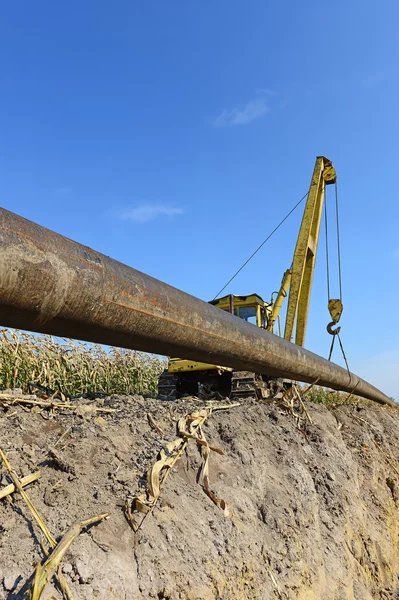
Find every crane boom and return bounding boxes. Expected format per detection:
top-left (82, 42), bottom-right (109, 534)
top-left (284, 156), bottom-right (337, 346)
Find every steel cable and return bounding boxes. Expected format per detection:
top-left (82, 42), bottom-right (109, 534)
top-left (213, 191), bottom-right (309, 300)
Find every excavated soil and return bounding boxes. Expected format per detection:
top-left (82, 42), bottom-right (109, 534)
top-left (1, 393), bottom-right (399, 599)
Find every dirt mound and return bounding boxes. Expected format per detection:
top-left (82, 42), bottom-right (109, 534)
top-left (1, 393), bottom-right (399, 599)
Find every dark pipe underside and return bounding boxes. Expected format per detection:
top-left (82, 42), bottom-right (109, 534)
top-left (0, 207), bottom-right (394, 408)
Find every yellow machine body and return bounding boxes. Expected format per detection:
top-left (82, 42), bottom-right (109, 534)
top-left (160, 156), bottom-right (339, 398)
top-left (168, 293), bottom-right (270, 374)
top-left (284, 156), bottom-right (337, 345)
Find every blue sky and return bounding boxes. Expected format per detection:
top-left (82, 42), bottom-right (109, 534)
top-left (1, 1), bottom-right (398, 397)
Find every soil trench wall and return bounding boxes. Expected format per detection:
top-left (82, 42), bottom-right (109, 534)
top-left (0, 396), bottom-right (398, 599)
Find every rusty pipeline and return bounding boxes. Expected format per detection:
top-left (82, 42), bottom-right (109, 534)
top-left (0, 207), bottom-right (395, 408)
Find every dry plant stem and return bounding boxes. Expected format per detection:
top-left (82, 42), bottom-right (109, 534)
top-left (147, 413), bottom-right (164, 435)
top-left (197, 424), bottom-right (229, 516)
top-left (0, 449), bottom-right (76, 599)
top-left (128, 404), bottom-right (238, 531)
top-left (301, 378), bottom-right (321, 395)
top-left (57, 569), bottom-right (73, 600)
top-left (0, 395), bottom-right (118, 413)
top-left (0, 393), bottom-right (38, 400)
top-left (266, 564), bottom-right (284, 597)
top-left (211, 403), bottom-right (241, 411)
top-left (351, 414), bottom-right (378, 432)
top-left (128, 421), bottom-right (201, 530)
top-left (41, 427), bottom-right (72, 462)
top-left (29, 514), bottom-right (109, 600)
top-left (0, 447), bottom-right (56, 546)
top-left (294, 387), bottom-right (313, 424)
top-left (0, 470), bottom-right (41, 499)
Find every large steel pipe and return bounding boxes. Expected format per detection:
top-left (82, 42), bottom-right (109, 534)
top-left (0, 207), bottom-right (394, 407)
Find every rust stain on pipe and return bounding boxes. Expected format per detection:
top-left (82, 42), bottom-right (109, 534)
top-left (0, 207), bottom-right (395, 408)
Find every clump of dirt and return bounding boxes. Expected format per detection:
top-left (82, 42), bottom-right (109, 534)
top-left (1, 393), bottom-right (399, 599)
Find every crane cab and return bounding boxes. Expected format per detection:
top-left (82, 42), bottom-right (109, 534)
top-left (209, 293), bottom-right (271, 328)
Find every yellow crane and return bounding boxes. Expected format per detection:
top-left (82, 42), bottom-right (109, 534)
top-left (158, 156), bottom-right (342, 400)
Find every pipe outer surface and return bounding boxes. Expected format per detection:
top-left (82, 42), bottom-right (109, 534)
top-left (0, 207), bottom-right (394, 408)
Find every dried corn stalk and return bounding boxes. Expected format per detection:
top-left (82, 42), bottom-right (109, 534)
top-left (0, 470), bottom-right (40, 500)
top-left (28, 514), bottom-right (109, 600)
top-left (0, 447), bottom-right (73, 597)
top-left (127, 404), bottom-right (237, 531)
top-left (0, 394), bottom-right (118, 415)
top-left (0, 447), bottom-right (56, 547)
top-left (196, 423), bottom-right (230, 517)
top-left (0, 446), bottom-right (108, 600)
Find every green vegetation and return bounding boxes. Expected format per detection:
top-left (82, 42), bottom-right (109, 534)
top-left (305, 386), bottom-right (343, 408)
top-left (304, 385), bottom-right (372, 409)
top-left (0, 329), bottom-right (165, 397)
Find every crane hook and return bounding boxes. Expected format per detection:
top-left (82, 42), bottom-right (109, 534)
top-left (327, 299), bottom-right (343, 336)
top-left (327, 321), bottom-right (341, 336)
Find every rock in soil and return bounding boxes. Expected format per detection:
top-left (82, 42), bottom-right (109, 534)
top-left (3, 573), bottom-right (19, 592)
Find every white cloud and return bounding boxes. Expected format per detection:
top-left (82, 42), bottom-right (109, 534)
top-left (213, 93), bottom-right (270, 127)
top-left (120, 203), bottom-right (184, 224)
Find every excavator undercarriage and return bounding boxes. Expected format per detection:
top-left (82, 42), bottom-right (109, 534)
top-left (158, 368), bottom-right (286, 401)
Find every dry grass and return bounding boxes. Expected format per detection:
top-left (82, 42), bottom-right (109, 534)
top-left (0, 329), bottom-right (165, 397)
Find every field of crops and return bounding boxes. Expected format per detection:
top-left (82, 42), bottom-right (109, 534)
top-left (0, 329), bottom-right (165, 397)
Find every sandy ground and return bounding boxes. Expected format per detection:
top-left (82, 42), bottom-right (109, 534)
top-left (0, 392), bottom-right (399, 599)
